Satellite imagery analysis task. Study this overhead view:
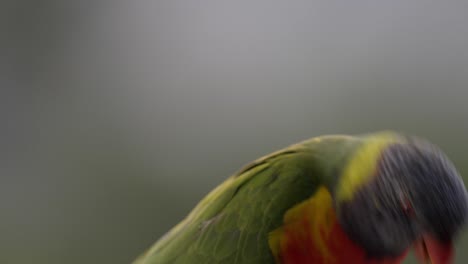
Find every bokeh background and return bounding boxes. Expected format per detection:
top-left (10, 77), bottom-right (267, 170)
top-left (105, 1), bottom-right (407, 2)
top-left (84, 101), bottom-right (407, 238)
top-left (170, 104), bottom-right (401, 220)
top-left (2, 1), bottom-right (468, 263)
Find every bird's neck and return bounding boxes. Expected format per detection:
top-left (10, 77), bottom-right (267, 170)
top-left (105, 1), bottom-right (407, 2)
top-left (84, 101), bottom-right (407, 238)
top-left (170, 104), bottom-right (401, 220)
top-left (306, 132), bottom-right (400, 200)
top-left (268, 186), bottom-right (408, 264)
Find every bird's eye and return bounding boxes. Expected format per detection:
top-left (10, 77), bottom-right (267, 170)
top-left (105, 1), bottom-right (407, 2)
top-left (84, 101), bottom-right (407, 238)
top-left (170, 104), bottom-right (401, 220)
top-left (401, 198), bottom-right (414, 217)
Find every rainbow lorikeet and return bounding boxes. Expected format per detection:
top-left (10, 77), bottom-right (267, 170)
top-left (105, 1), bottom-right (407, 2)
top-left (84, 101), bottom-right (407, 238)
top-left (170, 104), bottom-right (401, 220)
top-left (134, 132), bottom-right (468, 264)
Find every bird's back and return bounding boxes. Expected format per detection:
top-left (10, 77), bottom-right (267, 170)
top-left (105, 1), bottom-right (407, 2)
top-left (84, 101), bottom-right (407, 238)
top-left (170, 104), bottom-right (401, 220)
top-left (134, 135), bottom-right (358, 264)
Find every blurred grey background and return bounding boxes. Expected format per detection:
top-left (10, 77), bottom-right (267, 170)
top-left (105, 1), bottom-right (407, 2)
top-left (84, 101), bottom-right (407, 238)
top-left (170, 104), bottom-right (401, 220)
top-left (2, 1), bottom-right (468, 263)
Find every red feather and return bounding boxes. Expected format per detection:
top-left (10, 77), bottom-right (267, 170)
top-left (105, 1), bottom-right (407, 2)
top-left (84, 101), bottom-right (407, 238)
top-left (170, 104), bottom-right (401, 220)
top-left (280, 218), bottom-right (408, 264)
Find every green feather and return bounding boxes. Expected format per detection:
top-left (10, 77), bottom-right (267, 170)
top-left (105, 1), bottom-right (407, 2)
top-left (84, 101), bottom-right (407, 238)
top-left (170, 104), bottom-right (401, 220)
top-left (133, 134), bottom-right (368, 264)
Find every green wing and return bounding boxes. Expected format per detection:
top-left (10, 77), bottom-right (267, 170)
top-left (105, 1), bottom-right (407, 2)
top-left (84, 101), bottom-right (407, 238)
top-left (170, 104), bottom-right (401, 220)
top-left (134, 136), bottom-right (354, 264)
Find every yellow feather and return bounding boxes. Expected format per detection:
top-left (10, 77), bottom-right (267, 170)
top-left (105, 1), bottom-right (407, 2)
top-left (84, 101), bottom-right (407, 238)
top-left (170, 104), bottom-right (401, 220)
top-left (268, 187), bottom-right (335, 263)
top-left (336, 132), bottom-right (398, 202)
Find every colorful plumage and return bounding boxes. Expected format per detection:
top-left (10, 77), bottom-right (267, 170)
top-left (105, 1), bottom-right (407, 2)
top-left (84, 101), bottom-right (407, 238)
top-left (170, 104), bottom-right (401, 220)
top-left (134, 132), bottom-right (468, 264)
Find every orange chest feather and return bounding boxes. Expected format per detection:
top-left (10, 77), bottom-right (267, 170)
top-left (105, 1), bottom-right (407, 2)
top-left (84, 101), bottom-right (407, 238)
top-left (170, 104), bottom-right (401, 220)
top-left (268, 187), bottom-right (408, 264)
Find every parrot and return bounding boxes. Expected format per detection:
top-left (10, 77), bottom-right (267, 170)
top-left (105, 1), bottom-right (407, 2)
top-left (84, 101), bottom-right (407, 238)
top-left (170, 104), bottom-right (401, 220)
top-left (134, 132), bottom-right (468, 264)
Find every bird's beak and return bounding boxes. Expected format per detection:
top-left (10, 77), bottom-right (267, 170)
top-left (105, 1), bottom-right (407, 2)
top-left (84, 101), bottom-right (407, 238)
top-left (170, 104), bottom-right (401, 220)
top-left (413, 234), bottom-right (453, 264)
